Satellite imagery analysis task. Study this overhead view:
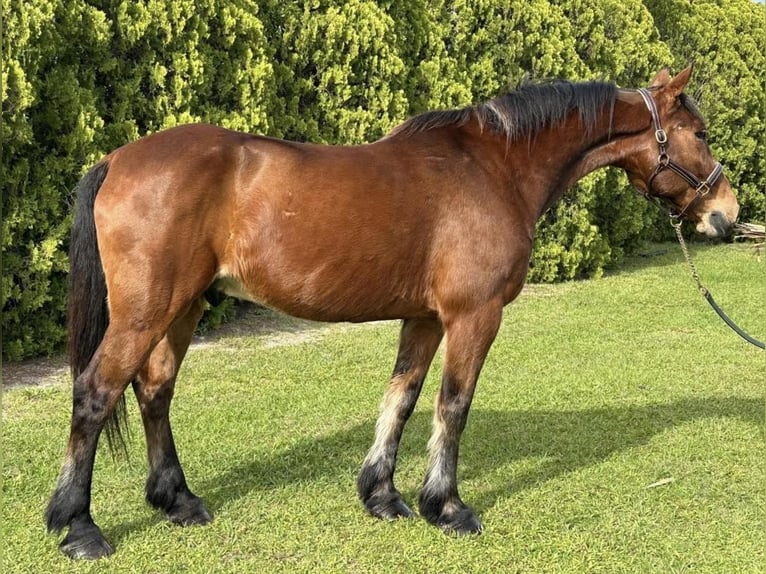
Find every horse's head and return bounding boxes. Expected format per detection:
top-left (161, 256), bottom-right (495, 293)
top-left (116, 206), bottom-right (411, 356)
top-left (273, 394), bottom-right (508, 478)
top-left (625, 66), bottom-right (739, 237)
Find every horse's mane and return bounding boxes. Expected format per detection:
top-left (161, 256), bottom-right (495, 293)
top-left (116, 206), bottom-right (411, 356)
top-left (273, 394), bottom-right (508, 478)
top-left (388, 79), bottom-right (618, 141)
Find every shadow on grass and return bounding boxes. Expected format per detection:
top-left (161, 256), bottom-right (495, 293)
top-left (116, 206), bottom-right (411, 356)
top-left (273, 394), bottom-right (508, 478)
top-left (192, 303), bottom-right (326, 346)
top-left (99, 395), bottom-right (760, 547)
top-left (605, 238), bottom-right (761, 281)
top-left (193, 395), bottom-right (761, 518)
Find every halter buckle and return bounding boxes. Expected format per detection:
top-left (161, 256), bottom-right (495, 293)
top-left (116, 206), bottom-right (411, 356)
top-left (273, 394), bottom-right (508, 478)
top-left (655, 129), bottom-right (667, 144)
top-left (695, 181), bottom-right (711, 196)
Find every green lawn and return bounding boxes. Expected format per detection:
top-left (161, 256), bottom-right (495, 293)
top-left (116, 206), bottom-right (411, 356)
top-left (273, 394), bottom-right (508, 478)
top-left (2, 242), bottom-right (764, 573)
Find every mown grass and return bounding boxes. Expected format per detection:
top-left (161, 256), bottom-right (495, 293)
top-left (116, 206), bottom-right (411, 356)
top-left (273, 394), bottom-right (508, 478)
top-left (1, 242), bottom-right (764, 573)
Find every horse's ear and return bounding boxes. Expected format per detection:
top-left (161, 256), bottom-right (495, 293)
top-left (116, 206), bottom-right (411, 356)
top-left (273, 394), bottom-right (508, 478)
top-left (649, 68), bottom-right (672, 89)
top-left (666, 64), bottom-right (694, 98)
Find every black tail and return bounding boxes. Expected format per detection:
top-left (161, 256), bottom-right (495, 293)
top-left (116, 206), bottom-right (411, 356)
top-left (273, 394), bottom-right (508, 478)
top-left (67, 161), bottom-right (129, 454)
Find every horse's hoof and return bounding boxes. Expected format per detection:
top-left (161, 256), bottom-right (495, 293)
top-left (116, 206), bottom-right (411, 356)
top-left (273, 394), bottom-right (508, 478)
top-left (167, 497), bottom-right (213, 526)
top-left (438, 505), bottom-right (483, 536)
top-left (420, 491), bottom-right (483, 535)
top-left (59, 526), bottom-right (114, 560)
top-left (365, 491), bottom-right (416, 520)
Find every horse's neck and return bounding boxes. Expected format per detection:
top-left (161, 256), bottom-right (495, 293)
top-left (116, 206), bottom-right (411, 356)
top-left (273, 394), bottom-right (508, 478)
top-left (514, 91), bottom-right (650, 220)
top-left (566, 91), bottom-right (650, 184)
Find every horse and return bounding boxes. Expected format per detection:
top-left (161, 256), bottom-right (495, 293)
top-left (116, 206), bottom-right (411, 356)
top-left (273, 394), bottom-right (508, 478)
top-left (45, 66), bottom-right (738, 559)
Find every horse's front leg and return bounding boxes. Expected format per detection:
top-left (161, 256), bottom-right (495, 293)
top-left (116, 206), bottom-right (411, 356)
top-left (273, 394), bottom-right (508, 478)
top-left (419, 300), bottom-right (503, 534)
top-left (358, 317), bottom-right (443, 519)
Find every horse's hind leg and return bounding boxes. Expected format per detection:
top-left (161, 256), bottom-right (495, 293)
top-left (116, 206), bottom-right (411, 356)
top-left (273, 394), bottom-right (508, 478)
top-left (132, 298), bottom-right (211, 525)
top-left (358, 317), bottom-right (443, 520)
top-left (45, 323), bottom-right (166, 559)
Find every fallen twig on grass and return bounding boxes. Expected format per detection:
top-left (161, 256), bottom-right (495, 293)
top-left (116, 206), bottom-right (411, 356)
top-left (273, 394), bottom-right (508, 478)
top-left (733, 222), bottom-right (764, 255)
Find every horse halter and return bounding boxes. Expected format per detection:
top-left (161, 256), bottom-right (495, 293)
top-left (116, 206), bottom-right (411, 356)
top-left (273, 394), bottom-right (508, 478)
top-left (636, 88), bottom-right (723, 219)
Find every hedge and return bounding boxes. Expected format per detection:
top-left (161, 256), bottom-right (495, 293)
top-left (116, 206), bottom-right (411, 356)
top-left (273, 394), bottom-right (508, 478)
top-left (2, 0), bottom-right (764, 360)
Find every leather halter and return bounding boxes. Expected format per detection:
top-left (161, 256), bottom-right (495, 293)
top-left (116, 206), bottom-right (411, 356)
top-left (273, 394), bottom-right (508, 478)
top-left (636, 88), bottom-right (724, 219)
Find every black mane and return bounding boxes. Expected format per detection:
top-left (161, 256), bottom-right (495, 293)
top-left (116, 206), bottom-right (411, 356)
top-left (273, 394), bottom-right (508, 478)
top-left (389, 79), bottom-right (618, 141)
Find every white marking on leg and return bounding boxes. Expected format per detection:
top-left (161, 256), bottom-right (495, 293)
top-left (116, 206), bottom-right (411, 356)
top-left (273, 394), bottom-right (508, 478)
top-left (57, 457), bottom-right (76, 489)
top-left (423, 407), bottom-right (451, 493)
top-left (363, 380), bottom-right (407, 468)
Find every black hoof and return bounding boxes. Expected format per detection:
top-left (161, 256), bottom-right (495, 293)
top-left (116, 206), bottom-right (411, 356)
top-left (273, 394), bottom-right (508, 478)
top-left (59, 523), bottom-right (114, 560)
top-left (436, 505), bottom-right (483, 535)
top-left (363, 489), bottom-right (416, 521)
top-left (420, 491), bottom-right (483, 535)
top-left (357, 462), bottom-right (414, 521)
top-left (167, 496), bottom-right (213, 526)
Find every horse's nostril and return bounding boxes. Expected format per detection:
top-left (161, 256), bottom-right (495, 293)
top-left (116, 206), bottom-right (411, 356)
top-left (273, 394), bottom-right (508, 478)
top-left (708, 210), bottom-right (731, 236)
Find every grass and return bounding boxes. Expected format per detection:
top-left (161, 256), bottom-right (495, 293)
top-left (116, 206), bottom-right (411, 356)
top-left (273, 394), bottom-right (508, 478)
top-left (1, 242), bottom-right (764, 573)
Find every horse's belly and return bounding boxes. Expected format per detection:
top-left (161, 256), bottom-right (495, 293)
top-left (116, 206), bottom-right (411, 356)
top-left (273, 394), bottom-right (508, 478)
top-left (213, 261), bottom-right (432, 323)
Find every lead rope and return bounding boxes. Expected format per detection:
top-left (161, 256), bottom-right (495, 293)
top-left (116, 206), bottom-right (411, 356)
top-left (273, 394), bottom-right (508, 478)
top-left (671, 218), bottom-right (764, 349)
top-left (671, 219), bottom-right (705, 294)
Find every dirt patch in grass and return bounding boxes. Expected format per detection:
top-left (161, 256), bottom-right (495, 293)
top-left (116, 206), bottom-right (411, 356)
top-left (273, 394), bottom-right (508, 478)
top-left (193, 304), bottom-right (330, 349)
top-left (1, 304), bottom-right (353, 389)
top-left (2, 356), bottom-right (69, 389)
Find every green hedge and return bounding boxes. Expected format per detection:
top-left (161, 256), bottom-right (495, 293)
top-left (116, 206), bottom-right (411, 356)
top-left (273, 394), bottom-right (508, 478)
top-left (2, 0), bottom-right (764, 360)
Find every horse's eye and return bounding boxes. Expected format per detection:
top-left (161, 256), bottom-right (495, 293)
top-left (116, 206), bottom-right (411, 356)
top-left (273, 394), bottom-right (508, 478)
top-left (695, 130), bottom-right (708, 142)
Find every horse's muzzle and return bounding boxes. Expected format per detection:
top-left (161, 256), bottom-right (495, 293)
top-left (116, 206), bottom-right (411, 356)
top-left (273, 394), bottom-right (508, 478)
top-left (697, 209), bottom-right (736, 238)
top-left (696, 187), bottom-right (739, 237)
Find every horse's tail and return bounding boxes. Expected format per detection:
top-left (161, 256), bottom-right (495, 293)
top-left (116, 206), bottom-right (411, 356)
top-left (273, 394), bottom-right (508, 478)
top-left (68, 160), bottom-right (129, 454)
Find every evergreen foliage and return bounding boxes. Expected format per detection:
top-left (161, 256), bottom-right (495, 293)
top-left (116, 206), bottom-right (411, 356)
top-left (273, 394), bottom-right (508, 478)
top-left (2, 0), bottom-right (764, 359)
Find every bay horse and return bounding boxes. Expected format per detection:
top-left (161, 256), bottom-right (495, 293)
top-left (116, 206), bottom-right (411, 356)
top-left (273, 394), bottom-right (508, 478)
top-left (46, 66), bottom-right (738, 559)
